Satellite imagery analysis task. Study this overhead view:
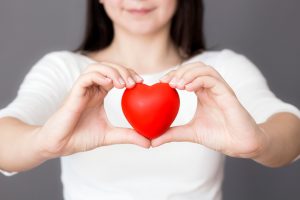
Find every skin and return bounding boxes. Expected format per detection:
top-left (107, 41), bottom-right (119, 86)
top-left (153, 63), bottom-right (300, 167)
top-left (90, 0), bottom-right (182, 74)
top-left (0, 0), bottom-right (300, 173)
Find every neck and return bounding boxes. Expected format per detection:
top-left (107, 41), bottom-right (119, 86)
top-left (96, 26), bottom-right (183, 74)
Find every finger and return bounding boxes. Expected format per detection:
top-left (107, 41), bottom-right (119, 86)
top-left (169, 62), bottom-right (202, 82)
top-left (127, 68), bottom-right (144, 83)
top-left (151, 125), bottom-right (196, 147)
top-left (103, 127), bottom-right (151, 148)
top-left (65, 72), bottom-right (113, 112)
top-left (74, 72), bottom-right (113, 97)
top-left (181, 65), bottom-right (224, 85)
top-left (100, 62), bottom-right (139, 88)
top-left (83, 64), bottom-right (126, 89)
top-left (171, 64), bottom-right (225, 90)
top-left (160, 62), bottom-right (199, 84)
top-left (163, 62), bottom-right (205, 89)
top-left (185, 76), bottom-right (235, 97)
top-left (159, 70), bottom-right (176, 83)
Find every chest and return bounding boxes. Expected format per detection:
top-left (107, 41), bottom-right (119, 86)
top-left (63, 80), bottom-right (224, 185)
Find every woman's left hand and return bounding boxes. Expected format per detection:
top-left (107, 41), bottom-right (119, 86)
top-left (151, 62), bottom-right (267, 159)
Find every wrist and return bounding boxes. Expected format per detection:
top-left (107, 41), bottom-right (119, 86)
top-left (32, 126), bottom-right (58, 163)
top-left (4, 125), bottom-right (51, 173)
top-left (250, 125), bottom-right (271, 164)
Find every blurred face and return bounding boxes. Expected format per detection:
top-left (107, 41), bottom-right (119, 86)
top-left (100, 0), bottom-right (178, 35)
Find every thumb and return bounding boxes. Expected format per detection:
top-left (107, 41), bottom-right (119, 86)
top-left (151, 125), bottom-right (196, 147)
top-left (103, 127), bottom-right (151, 148)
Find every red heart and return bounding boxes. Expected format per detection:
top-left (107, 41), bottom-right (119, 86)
top-left (121, 82), bottom-right (180, 140)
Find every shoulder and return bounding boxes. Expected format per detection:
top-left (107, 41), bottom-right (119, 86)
top-left (32, 50), bottom-right (91, 74)
top-left (17, 51), bottom-right (93, 93)
top-left (185, 49), bottom-right (248, 66)
top-left (188, 49), bottom-right (259, 74)
top-left (185, 49), bottom-right (266, 84)
top-left (24, 50), bottom-right (90, 84)
top-left (41, 50), bottom-right (88, 65)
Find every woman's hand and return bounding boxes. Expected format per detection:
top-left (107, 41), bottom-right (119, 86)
top-left (36, 62), bottom-right (150, 159)
top-left (152, 62), bottom-right (267, 159)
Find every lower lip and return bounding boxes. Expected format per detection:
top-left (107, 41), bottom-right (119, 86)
top-left (127, 9), bottom-right (154, 15)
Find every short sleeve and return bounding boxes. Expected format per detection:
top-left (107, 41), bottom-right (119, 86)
top-left (293, 155), bottom-right (300, 162)
top-left (0, 169), bottom-right (17, 176)
top-left (0, 51), bottom-right (78, 126)
top-left (0, 51), bottom-right (79, 176)
top-left (216, 49), bottom-right (300, 124)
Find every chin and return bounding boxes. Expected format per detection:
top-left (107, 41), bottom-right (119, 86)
top-left (126, 27), bottom-right (161, 35)
top-left (120, 20), bottom-right (170, 36)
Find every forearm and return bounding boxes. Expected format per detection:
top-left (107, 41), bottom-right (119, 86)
top-left (0, 117), bottom-right (47, 173)
top-left (253, 112), bottom-right (300, 167)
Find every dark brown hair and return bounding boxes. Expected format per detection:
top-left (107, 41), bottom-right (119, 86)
top-left (77, 0), bottom-right (206, 59)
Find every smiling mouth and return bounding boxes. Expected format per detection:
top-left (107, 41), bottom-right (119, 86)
top-left (126, 8), bottom-right (155, 15)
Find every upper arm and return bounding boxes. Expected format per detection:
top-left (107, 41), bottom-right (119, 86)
top-left (0, 52), bottom-right (78, 126)
top-left (217, 49), bottom-right (300, 124)
top-left (0, 52), bottom-right (79, 176)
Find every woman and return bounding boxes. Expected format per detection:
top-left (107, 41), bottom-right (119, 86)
top-left (0, 0), bottom-right (300, 199)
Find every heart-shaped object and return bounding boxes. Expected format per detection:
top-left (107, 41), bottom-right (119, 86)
top-left (121, 82), bottom-right (180, 139)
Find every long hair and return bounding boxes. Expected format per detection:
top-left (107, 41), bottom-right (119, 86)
top-left (76, 0), bottom-right (206, 59)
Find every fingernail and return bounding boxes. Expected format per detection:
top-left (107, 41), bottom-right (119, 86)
top-left (135, 75), bottom-right (143, 82)
top-left (119, 78), bottom-right (126, 85)
top-left (128, 77), bottom-right (135, 86)
top-left (185, 84), bottom-right (192, 90)
top-left (170, 78), bottom-right (178, 86)
top-left (177, 79), bottom-right (185, 87)
top-left (105, 77), bottom-right (112, 82)
top-left (160, 76), bottom-right (168, 82)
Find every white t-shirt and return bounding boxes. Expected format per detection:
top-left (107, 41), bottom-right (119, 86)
top-left (1, 49), bottom-right (300, 200)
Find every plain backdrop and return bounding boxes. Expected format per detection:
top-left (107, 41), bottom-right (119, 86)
top-left (0, 0), bottom-right (299, 199)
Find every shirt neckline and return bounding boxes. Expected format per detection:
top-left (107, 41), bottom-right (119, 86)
top-left (75, 50), bottom-right (206, 77)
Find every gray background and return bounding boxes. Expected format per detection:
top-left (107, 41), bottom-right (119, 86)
top-left (0, 0), bottom-right (299, 199)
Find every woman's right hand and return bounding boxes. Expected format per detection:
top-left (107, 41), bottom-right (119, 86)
top-left (36, 62), bottom-right (150, 159)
